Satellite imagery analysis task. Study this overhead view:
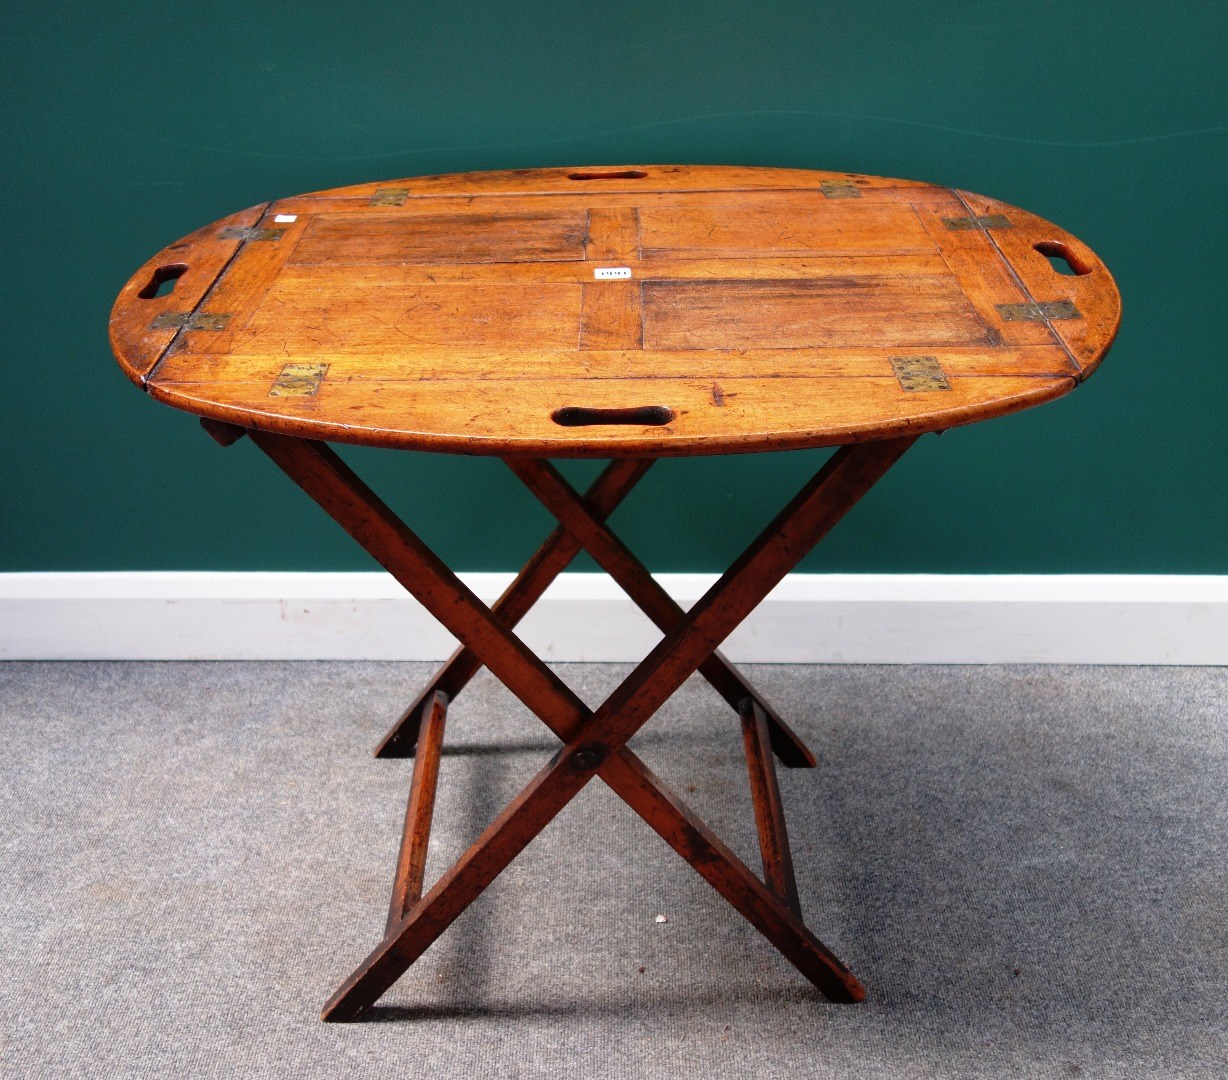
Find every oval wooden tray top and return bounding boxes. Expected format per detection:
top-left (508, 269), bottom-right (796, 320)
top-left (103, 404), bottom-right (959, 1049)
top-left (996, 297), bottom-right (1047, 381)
top-left (110, 165), bottom-right (1120, 457)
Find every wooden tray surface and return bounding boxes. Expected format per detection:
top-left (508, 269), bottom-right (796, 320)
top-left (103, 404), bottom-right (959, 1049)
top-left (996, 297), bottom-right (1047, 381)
top-left (110, 165), bottom-right (1120, 456)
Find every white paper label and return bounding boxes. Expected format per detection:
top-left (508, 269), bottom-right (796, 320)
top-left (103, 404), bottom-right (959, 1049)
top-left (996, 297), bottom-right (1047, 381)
top-left (593, 267), bottom-right (632, 280)
top-left (274, 214), bottom-right (297, 223)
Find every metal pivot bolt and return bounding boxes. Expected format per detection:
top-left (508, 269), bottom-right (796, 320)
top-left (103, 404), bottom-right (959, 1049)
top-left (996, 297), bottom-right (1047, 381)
top-left (572, 750), bottom-right (600, 770)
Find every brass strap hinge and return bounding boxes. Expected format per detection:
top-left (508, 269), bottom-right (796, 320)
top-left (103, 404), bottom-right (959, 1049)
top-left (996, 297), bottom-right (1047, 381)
top-left (269, 362), bottom-right (329, 397)
top-left (820, 180), bottom-right (860, 199)
top-left (996, 300), bottom-right (1081, 322)
top-left (218, 226), bottom-right (286, 241)
top-left (370, 188), bottom-right (409, 206)
top-left (149, 311), bottom-right (232, 331)
top-left (942, 214), bottom-right (1012, 231)
top-left (890, 356), bottom-right (951, 391)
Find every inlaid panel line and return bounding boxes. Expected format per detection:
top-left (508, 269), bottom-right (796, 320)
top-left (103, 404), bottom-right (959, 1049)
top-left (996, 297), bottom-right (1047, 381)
top-left (143, 202), bottom-right (274, 385)
top-left (951, 188), bottom-right (1085, 377)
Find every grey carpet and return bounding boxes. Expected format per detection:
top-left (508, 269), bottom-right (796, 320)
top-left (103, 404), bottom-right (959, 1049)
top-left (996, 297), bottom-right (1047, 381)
top-left (0, 662), bottom-right (1224, 1079)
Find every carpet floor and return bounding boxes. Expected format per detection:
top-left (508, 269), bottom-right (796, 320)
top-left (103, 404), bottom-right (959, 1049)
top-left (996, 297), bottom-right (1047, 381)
top-left (0, 662), bottom-right (1224, 1078)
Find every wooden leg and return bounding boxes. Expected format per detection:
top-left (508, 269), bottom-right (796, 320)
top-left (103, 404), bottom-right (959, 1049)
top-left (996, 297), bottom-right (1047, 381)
top-left (250, 432), bottom-right (589, 732)
top-left (380, 457), bottom-right (813, 768)
top-left (506, 456), bottom-right (816, 768)
top-left (740, 698), bottom-right (801, 915)
top-left (386, 691), bottom-right (448, 932)
top-left (247, 431), bottom-right (916, 1020)
top-left (333, 742), bottom-right (860, 1021)
top-left (601, 752), bottom-right (846, 992)
top-left (201, 416), bottom-right (810, 767)
top-left (373, 459), bottom-right (652, 758)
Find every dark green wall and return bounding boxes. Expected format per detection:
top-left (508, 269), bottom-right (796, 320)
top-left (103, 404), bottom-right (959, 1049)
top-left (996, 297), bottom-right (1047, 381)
top-left (3, 1), bottom-right (1225, 573)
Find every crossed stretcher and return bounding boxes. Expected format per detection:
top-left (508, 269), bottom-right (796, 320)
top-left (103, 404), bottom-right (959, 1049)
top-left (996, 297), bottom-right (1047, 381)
top-left (204, 418), bottom-right (915, 1021)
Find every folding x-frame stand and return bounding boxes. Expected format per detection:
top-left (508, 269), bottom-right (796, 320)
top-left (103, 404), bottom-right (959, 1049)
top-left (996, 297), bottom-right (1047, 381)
top-left (203, 418), bottom-right (916, 1021)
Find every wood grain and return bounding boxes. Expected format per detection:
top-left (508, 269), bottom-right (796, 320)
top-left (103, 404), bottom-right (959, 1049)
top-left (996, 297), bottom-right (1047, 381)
top-left (386, 690), bottom-right (448, 930)
top-left (292, 210), bottom-right (588, 266)
top-left (641, 277), bottom-right (990, 350)
top-left (740, 698), bottom-right (801, 914)
top-left (637, 196), bottom-right (935, 258)
top-left (110, 165), bottom-right (1120, 455)
top-left (953, 190), bottom-right (1122, 377)
top-left (109, 203), bottom-right (269, 384)
top-left (150, 372), bottom-right (1074, 457)
top-left (580, 281), bottom-right (642, 349)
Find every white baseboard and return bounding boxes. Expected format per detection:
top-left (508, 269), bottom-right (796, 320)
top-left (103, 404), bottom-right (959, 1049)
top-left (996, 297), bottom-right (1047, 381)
top-left (1, 572), bottom-right (1225, 664)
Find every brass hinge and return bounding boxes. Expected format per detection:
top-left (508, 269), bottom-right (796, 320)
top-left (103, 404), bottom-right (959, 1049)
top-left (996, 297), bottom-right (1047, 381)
top-left (269, 362), bottom-right (328, 397)
top-left (149, 311), bottom-right (232, 331)
top-left (942, 214), bottom-right (1012, 231)
top-left (218, 226), bottom-right (286, 242)
top-left (820, 180), bottom-right (860, 199)
top-left (370, 188), bottom-right (409, 206)
top-left (996, 300), bottom-right (1081, 322)
top-left (890, 356), bottom-right (951, 391)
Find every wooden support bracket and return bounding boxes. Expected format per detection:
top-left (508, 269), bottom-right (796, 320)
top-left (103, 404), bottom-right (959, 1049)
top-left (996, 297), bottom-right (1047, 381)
top-left (387, 691), bottom-right (449, 932)
top-left (200, 417), bottom-right (248, 447)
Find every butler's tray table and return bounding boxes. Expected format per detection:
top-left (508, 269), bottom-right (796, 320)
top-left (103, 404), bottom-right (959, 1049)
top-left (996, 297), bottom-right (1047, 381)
top-left (110, 164), bottom-right (1120, 1020)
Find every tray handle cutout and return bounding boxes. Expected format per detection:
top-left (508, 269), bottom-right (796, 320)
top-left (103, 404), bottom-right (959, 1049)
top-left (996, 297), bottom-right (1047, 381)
top-left (138, 264), bottom-right (189, 299)
top-left (568, 170), bottom-right (647, 181)
top-left (552, 405), bottom-right (674, 427)
top-left (1034, 241), bottom-right (1094, 277)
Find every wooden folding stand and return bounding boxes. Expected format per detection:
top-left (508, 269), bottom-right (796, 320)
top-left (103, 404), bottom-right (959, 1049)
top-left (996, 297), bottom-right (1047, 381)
top-left (112, 164), bottom-right (1120, 1020)
top-left (208, 424), bottom-right (914, 1020)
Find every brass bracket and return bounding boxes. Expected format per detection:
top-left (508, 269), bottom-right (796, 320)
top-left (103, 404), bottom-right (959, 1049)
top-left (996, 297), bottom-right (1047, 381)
top-left (218, 226), bottom-right (287, 241)
top-left (149, 311), bottom-right (232, 331)
top-left (370, 188), bottom-right (409, 206)
top-left (269, 362), bottom-right (329, 397)
top-left (997, 300), bottom-right (1081, 322)
top-left (890, 356), bottom-right (951, 391)
top-left (942, 214), bottom-right (1012, 231)
top-left (820, 180), bottom-right (860, 199)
